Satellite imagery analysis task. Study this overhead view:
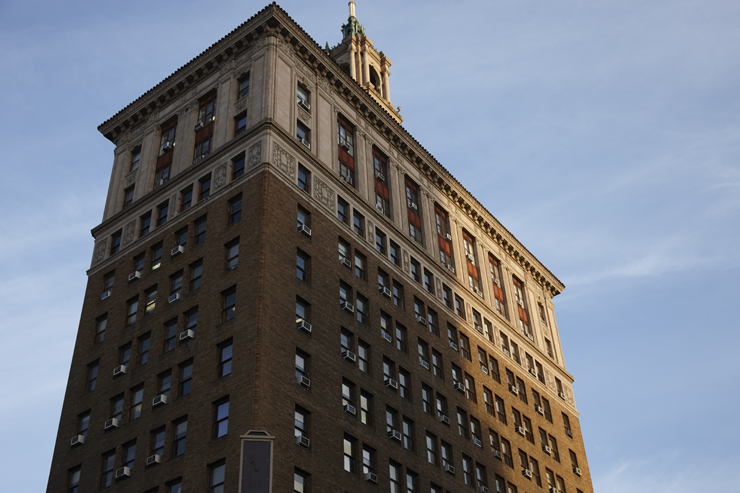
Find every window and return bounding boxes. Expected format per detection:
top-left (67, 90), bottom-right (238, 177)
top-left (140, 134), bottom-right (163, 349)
top-left (354, 251), bottom-right (366, 280)
top-left (100, 450), bottom-right (115, 488)
top-left (338, 237), bottom-right (351, 264)
top-left (424, 269), bottom-right (434, 294)
top-left (139, 211), bottom-right (152, 237)
top-left (133, 252), bottom-right (145, 273)
top-left (294, 468), bottom-right (309, 493)
top-left (406, 470), bottom-right (418, 492)
top-left (179, 361), bottom-right (193, 395)
top-left (109, 394), bottom-right (124, 422)
top-left (362, 444), bottom-right (376, 475)
top-left (295, 406), bottom-right (309, 440)
top-left (470, 417), bottom-right (482, 444)
top-left (217, 340), bottom-right (233, 377)
top-left (517, 377), bottom-right (528, 403)
top-left (185, 308), bottom-right (198, 334)
top-left (537, 361), bottom-right (546, 384)
top-left (392, 282), bottom-right (404, 310)
top-left (343, 434), bottom-right (356, 473)
top-left (543, 397), bottom-right (553, 422)
top-left (546, 338), bottom-right (555, 359)
top-left (360, 390), bottom-right (373, 425)
top-left (556, 377), bottom-right (565, 397)
top-left (125, 297), bottom-right (138, 326)
top-left (454, 295), bottom-right (465, 319)
top-left (456, 408), bottom-right (468, 438)
top-left (426, 432), bottom-right (438, 464)
top-left (501, 437), bottom-right (513, 467)
top-left (476, 463), bottom-right (488, 489)
top-left (373, 148), bottom-right (390, 216)
top-left (418, 339), bottom-right (430, 369)
top-left (410, 258), bottom-right (421, 283)
top-left (399, 368), bottom-right (411, 399)
top-left (157, 201), bottom-right (169, 227)
top-left (337, 196), bottom-right (349, 224)
top-left (428, 308), bottom-right (439, 336)
top-left (238, 73), bottom-right (250, 98)
top-left (383, 358), bottom-right (397, 384)
top-left (339, 281), bottom-right (352, 305)
top-left (378, 268), bottom-right (389, 290)
top-left (356, 294), bottom-right (368, 324)
top-left (297, 205), bottom-right (310, 229)
top-left (380, 311), bottom-right (392, 342)
top-left (174, 227), bottom-right (187, 251)
top-left (158, 370), bottom-right (172, 398)
top-left (296, 121), bottom-right (310, 148)
top-left (190, 260), bottom-right (202, 290)
top-left (569, 449), bottom-right (580, 470)
top-left (145, 286), bottom-right (156, 316)
top-left (395, 324), bottom-right (407, 352)
top-left (389, 462), bottom-right (401, 493)
top-left (436, 393), bottom-right (448, 420)
top-left (389, 240), bottom-right (400, 266)
top-left (164, 319), bottom-right (178, 352)
top-left (512, 277), bottom-right (531, 337)
top-left (341, 328), bottom-right (354, 357)
top-left (298, 164), bottom-right (310, 192)
top-left (523, 415), bottom-right (534, 443)
top-left (405, 177), bottom-right (422, 245)
top-left (385, 406), bottom-right (399, 433)
top-left (130, 147), bottom-right (141, 172)
top-left (118, 343), bottom-right (132, 369)
top-left (77, 410), bottom-right (90, 437)
top-left (530, 458), bottom-right (542, 486)
top-left (110, 230), bottom-right (122, 255)
top-left (353, 210), bottom-right (364, 237)
top-left (67, 465), bottom-right (80, 493)
top-left (222, 287), bottom-right (236, 322)
top-left (511, 341), bottom-right (521, 364)
top-left (490, 355), bottom-right (501, 382)
top-left (295, 349), bottom-right (309, 380)
top-left (151, 427), bottom-right (166, 458)
top-left (123, 186), bottom-right (134, 208)
top-left (459, 333), bottom-right (471, 360)
top-left (156, 117), bottom-right (176, 184)
top-left (421, 384), bottom-right (433, 414)
top-left (170, 271), bottom-right (183, 300)
top-left (168, 480), bottom-right (182, 493)
top-left (172, 419), bottom-right (187, 456)
top-left (441, 441), bottom-right (452, 468)
top-left (337, 115), bottom-right (355, 185)
top-left (151, 243), bottom-right (163, 271)
top-left (213, 398), bottom-right (229, 438)
top-left (549, 434), bottom-right (560, 462)
top-left (447, 324), bottom-right (458, 350)
top-left (495, 395), bottom-right (506, 424)
top-left (95, 315), bottom-right (107, 344)
top-left (235, 111), bottom-right (247, 136)
top-left (432, 349), bottom-right (443, 378)
top-left (489, 255), bottom-right (507, 316)
top-left (562, 413), bottom-right (573, 436)
top-left (461, 455), bottom-right (473, 486)
top-left (342, 379), bottom-right (356, 408)
top-left (129, 385), bottom-right (143, 421)
top-left (464, 373), bottom-right (476, 402)
top-left (209, 461), bottom-right (226, 493)
top-left (358, 341), bottom-right (370, 373)
top-left (296, 297), bottom-right (310, 324)
top-left (194, 216), bottom-right (207, 244)
top-left (462, 231), bottom-right (481, 291)
top-left (297, 83), bottom-right (310, 108)
top-left (180, 185), bottom-right (193, 212)
top-left (556, 476), bottom-right (566, 493)
top-left (226, 239), bottom-right (239, 270)
top-left (228, 194), bottom-right (242, 224)
top-left (296, 249), bottom-right (309, 282)
top-left (442, 284), bottom-right (452, 309)
top-left (375, 228), bottom-right (386, 254)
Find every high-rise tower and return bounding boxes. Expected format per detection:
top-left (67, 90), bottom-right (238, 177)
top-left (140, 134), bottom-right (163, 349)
top-left (47, 4), bottom-right (594, 493)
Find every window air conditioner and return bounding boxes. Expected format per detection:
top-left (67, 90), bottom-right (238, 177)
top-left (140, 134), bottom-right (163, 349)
top-left (516, 426), bottom-right (526, 436)
top-left (374, 171), bottom-right (385, 181)
top-left (454, 382), bottom-right (465, 392)
top-left (573, 467), bottom-right (582, 476)
top-left (101, 290), bottom-right (112, 300)
top-left (341, 172), bottom-right (353, 185)
top-left (549, 488), bottom-right (561, 493)
top-left (535, 405), bottom-right (544, 415)
top-left (473, 438), bottom-right (482, 447)
top-left (438, 414), bottom-right (450, 425)
top-left (297, 223), bottom-right (312, 237)
top-left (152, 394), bottom-right (169, 407)
top-left (449, 341), bottom-right (459, 351)
top-left (509, 385), bottom-right (519, 395)
top-left (542, 445), bottom-right (552, 455)
top-left (115, 467), bottom-right (131, 479)
top-left (340, 256), bottom-right (352, 268)
top-left (342, 350), bottom-right (357, 362)
top-left (566, 429), bottom-right (573, 438)
top-left (480, 365), bottom-right (489, 374)
top-left (522, 469), bottom-right (533, 479)
top-left (104, 418), bottom-right (119, 430)
top-left (382, 332), bottom-right (392, 343)
top-left (558, 391), bottom-right (566, 400)
top-left (343, 403), bottom-right (356, 415)
top-left (475, 324), bottom-right (483, 333)
top-left (171, 245), bottom-right (185, 257)
top-left (492, 450), bottom-right (502, 459)
top-left (502, 347), bottom-right (510, 356)
top-left (146, 454), bottom-right (162, 466)
top-left (113, 365), bottom-right (127, 376)
top-left (379, 286), bottom-right (392, 298)
top-left (443, 233), bottom-right (452, 241)
top-left (128, 271), bottom-right (142, 282)
top-left (340, 300), bottom-right (355, 313)
top-left (475, 288), bottom-right (484, 297)
top-left (364, 472), bottom-right (378, 484)
top-left (341, 141), bottom-right (352, 152)
top-left (161, 142), bottom-right (173, 152)
top-left (169, 293), bottom-right (180, 303)
top-left (297, 97), bottom-right (311, 111)
top-left (375, 202), bottom-right (385, 213)
top-left (529, 368), bottom-right (538, 378)
top-left (299, 138), bottom-right (311, 150)
top-left (444, 464), bottom-right (455, 474)
top-left (70, 435), bottom-right (85, 446)
top-left (446, 264), bottom-right (455, 273)
top-left (415, 314), bottom-right (425, 324)
top-left (194, 121), bottom-right (204, 131)
top-left (479, 487), bottom-right (490, 493)
top-left (296, 375), bottom-right (311, 388)
top-left (420, 358), bottom-right (430, 370)
top-left (493, 277), bottom-right (501, 287)
top-left (517, 298), bottom-right (524, 307)
top-left (466, 253), bottom-right (475, 262)
top-left (156, 179), bottom-right (165, 187)
top-left (387, 429), bottom-right (402, 441)
top-left (179, 329), bottom-right (195, 341)
top-left (296, 320), bottom-right (312, 333)
top-left (385, 378), bottom-right (399, 390)
top-left (408, 202), bottom-right (418, 210)
top-left (295, 435), bottom-right (310, 448)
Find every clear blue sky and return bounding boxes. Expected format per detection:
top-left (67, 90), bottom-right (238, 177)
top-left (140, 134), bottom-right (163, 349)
top-left (1, 1), bottom-right (739, 491)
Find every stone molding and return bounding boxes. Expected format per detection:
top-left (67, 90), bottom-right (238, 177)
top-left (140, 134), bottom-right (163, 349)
top-left (313, 176), bottom-right (335, 211)
top-left (248, 141), bottom-right (263, 168)
top-left (271, 142), bottom-right (296, 181)
top-left (92, 239), bottom-right (108, 265)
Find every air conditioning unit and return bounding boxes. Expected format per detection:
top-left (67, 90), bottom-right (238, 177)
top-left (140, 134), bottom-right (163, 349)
top-left (171, 245), bottom-right (185, 257)
top-left (535, 405), bottom-right (544, 415)
top-left (446, 264), bottom-right (455, 273)
top-left (492, 450), bottom-right (502, 459)
top-left (179, 329), bottom-right (195, 341)
top-left (152, 394), bottom-right (169, 407)
top-left (343, 403), bottom-right (356, 415)
top-left (296, 320), bottom-right (312, 333)
top-left (492, 277), bottom-right (501, 287)
top-left (382, 332), bottom-right (392, 343)
top-left (516, 298), bottom-right (524, 307)
top-left (415, 315), bottom-right (425, 324)
top-left (364, 472), bottom-right (378, 484)
top-left (375, 202), bottom-right (385, 214)
top-left (419, 358), bottom-right (430, 370)
top-left (387, 429), bottom-right (402, 441)
top-left (146, 454), bottom-right (162, 466)
top-left (502, 347), bottom-right (510, 356)
top-left (340, 256), bottom-right (352, 268)
top-left (438, 414), bottom-right (450, 425)
top-left (385, 378), bottom-right (399, 390)
top-left (115, 467), bottom-right (131, 479)
top-left (341, 141), bottom-right (352, 152)
top-left (475, 288), bottom-right (484, 297)
top-left (341, 173), bottom-right (353, 185)
top-left (298, 138), bottom-right (311, 149)
top-left (104, 418), bottom-right (119, 430)
top-left (466, 253), bottom-right (475, 262)
top-left (449, 341), bottom-right (459, 351)
top-left (70, 435), bottom-right (85, 446)
top-left (443, 233), bottom-right (452, 241)
top-left (379, 286), bottom-right (392, 298)
top-left (101, 290), bottom-right (112, 300)
top-left (408, 201), bottom-right (418, 210)
top-left (454, 382), bottom-right (465, 392)
top-left (444, 464), bottom-right (455, 474)
top-left (480, 365), bottom-right (489, 374)
top-left (374, 171), bottom-right (385, 181)
top-left (516, 426), bottom-right (526, 436)
top-left (194, 120), bottom-right (204, 131)
top-left (542, 445), bottom-right (552, 455)
top-left (473, 438), bottom-right (482, 447)
top-left (113, 365), bottom-right (127, 376)
top-left (297, 97), bottom-right (311, 111)
top-left (156, 179), bottom-right (165, 187)
top-left (479, 487), bottom-right (490, 493)
top-left (342, 350), bottom-right (357, 362)
top-left (573, 467), bottom-right (582, 476)
top-left (128, 271), bottom-right (141, 282)
top-left (297, 223), bottom-right (312, 237)
top-left (169, 293), bottom-right (180, 303)
top-left (296, 375), bottom-right (311, 388)
top-left (340, 300), bottom-right (355, 313)
top-left (550, 488), bottom-right (561, 493)
top-left (528, 368), bottom-right (538, 378)
top-left (566, 429), bottom-right (573, 438)
top-left (295, 435), bottom-right (310, 448)
top-left (161, 142), bottom-right (173, 152)
top-left (522, 468), bottom-right (533, 479)
top-left (509, 385), bottom-right (519, 395)
top-left (475, 324), bottom-right (483, 333)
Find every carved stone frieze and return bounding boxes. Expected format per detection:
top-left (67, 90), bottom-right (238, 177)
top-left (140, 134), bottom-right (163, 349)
top-left (402, 250), bottom-right (410, 272)
top-left (271, 142), bottom-right (296, 180)
top-left (219, 60), bottom-right (234, 76)
top-left (313, 176), bottom-right (335, 211)
top-left (213, 163), bottom-right (228, 191)
top-left (169, 194), bottom-right (177, 218)
top-left (367, 220), bottom-right (374, 242)
top-left (248, 141), bottom-right (262, 168)
top-left (298, 107), bottom-right (310, 123)
top-left (435, 278), bottom-right (443, 299)
top-left (122, 220), bottom-right (136, 247)
top-left (92, 239), bottom-right (108, 265)
top-left (235, 96), bottom-right (249, 112)
top-left (318, 77), bottom-right (334, 98)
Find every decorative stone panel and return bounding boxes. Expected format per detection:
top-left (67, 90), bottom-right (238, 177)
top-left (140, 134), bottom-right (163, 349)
top-left (248, 141), bottom-right (263, 168)
top-left (271, 142), bottom-right (296, 181)
top-left (125, 170), bottom-right (137, 186)
top-left (213, 163), bottom-right (228, 191)
top-left (92, 238), bottom-right (108, 265)
top-left (313, 176), bottom-right (335, 211)
top-left (122, 220), bottom-right (136, 247)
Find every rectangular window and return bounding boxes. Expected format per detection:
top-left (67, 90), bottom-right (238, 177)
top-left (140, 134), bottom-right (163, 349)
top-left (219, 340), bottom-right (233, 377)
top-left (443, 284), bottom-right (452, 309)
top-left (373, 148), bottom-right (390, 216)
top-left (157, 201), bottom-right (169, 227)
top-left (405, 177), bottom-right (423, 245)
top-left (343, 434), bottom-right (356, 473)
top-left (151, 427), bottom-right (166, 457)
top-left (164, 319), bottom-right (177, 352)
top-left (462, 455), bottom-right (473, 486)
top-left (337, 196), bottom-right (349, 224)
top-left (156, 117), bottom-right (177, 184)
top-left (464, 373), bottom-right (476, 402)
top-left (180, 186), bottom-right (193, 212)
top-left (295, 405), bottom-right (309, 440)
top-left (158, 370), bottom-right (172, 398)
top-left (362, 444), bottom-right (376, 475)
top-left (353, 210), bottom-right (364, 237)
top-left (380, 311), bottom-right (392, 342)
top-left (423, 269), bottom-right (434, 294)
top-left (226, 239), bottom-right (239, 270)
top-left (222, 287), bottom-right (236, 322)
top-left (190, 260), bottom-right (202, 290)
top-left (238, 73), bottom-right (250, 98)
top-left (297, 164), bottom-right (310, 192)
top-left (426, 432), bottom-right (438, 464)
top-left (434, 205), bottom-right (454, 267)
top-left (185, 308), bottom-right (198, 334)
top-left (441, 441), bottom-right (452, 468)
top-left (390, 240), bottom-right (400, 266)
top-left (296, 121), bottom-right (311, 148)
top-left (294, 468), bottom-right (309, 493)
top-left (228, 194), bottom-right (242, 224)
top-left (95, 315), bottom-right (107, 344)
top-left (356, 294), bottom-right (368, 324)
top-left (543, 397), bottom-right (552, 422)
top-left (428, 308), bottom-right (439, 336)
top-left (296, 297), bottom-right (310, 324)
top-left (337, 115), bottom-right (355, 186)
top-left (455, 295), bottom-right (465, 319)
top-left (375, 228), bottom-right (386, 255)
top-left (110, 394), bottom-right (124, 421)
top-left (129, 385), bottom-right (143, 421)
top-left (399, 368), bottom-right (411, 399)
top-left (235, 111), bottom-right (247, 136)
top-left (358, 340), bottom-right (370, 373)
top-left (501, 437), bottom-right (513, 467)
top-left (151, 242), bottom-right (163, 271)
top-left (170, 271), bottom-right (183, 300)
top-left (459, 332), bottom-right (471, 360)
top-left (338, 238), bottom-right (351, 265)
top-left (296, 249), bottom-right (309, 282)
top-left (360, 390), bottom-right (372, 425)
top-left (432, 349), bottom-right (443, 378)
top-left (198, 174), bottom-right (212, 202)
top-left (457, 408), bottom-right (468, 438)
top-left (297, 84), bottom-right (310, 109)
top-left (421, 384), bottom-right (433, 415)
top-left (194, 216), bottom-right (207, 244)
top-left (392, 282), bottom-right (404, 310)
top-left (410, 258), bottom-right (421, 283)
top-left (179, 361), bottom-right (193, 395)
top-left (489, 255), bottom-right (507, 316)
top-left (100, 450), bottom-right (115, 488)
top-left (406, 470), bottom-right (418, 492)
top-left (123, 186), bottom-right (134, 208)
top-left (145, 286), bottom-right (156, 316)
top-left (213, 398), bottom-right (229, 438)
top-left (172, 418), bottom-right (187, 457)
top-left (402, 417), bottom-right (415, 450)
top-left (512, 277), bottom-right (531, 337)
top-left (140, 212), bottom-right (151, 237)
top-left (462, 231), bottom-right (481, 291)
top-left (354, 251), bottom-right (366, 280)
top-left (126, 297), bottom-right (138, 326)
top-left (395, 323), bottom-right (407, 352)
top-left (78, 410), bottom-right (90, 437)
top-left (67, 465), bottom-right (81, 493)
top-left (209, 461), bottom-right (226, 493)
top-left (495, 395), bottom-right (506, 424)
top-left (295, 349), bottom-right (309, 380)
top-left (389, 461), bottom-right (401, 493)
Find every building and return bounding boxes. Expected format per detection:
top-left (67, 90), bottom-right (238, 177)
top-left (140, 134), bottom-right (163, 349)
top-left (47, 3), bottom-right (594, 493)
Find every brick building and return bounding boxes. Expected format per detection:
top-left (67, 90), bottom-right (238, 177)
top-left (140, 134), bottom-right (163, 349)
top-left (47, 3), bottom-right (595, 493)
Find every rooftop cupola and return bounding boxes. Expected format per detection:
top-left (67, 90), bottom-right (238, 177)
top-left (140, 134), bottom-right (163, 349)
top-left (329, 1), bottom-right (402, 123)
